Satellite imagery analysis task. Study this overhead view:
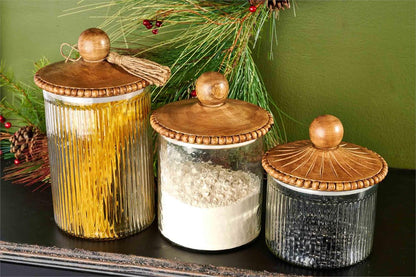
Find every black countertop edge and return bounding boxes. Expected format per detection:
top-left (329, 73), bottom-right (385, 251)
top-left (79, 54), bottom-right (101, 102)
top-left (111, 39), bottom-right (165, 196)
top-left (0, 241), bottom-right (291, 277)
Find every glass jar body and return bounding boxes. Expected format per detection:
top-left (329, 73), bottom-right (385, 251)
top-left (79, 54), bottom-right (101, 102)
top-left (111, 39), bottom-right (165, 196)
top-left (158, 136), bottom-right (264, 251)
top-left (265, 176), bottom-right (378, 268)
top-left (44, 90), bottom-right (155, 240)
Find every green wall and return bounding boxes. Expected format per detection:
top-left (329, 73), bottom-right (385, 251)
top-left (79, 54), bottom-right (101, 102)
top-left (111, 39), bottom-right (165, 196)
top-left (256, 0), bottom-right (415, 169)
top-left (0, 0), bottom-right (102, 87)
top-left (1, 0), bottom-right (415, 169)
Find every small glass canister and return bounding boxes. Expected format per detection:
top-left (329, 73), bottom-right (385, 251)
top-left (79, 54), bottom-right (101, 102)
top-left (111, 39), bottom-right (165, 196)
top-left (150, 72), bottom-right (273, 251)
top-left (34, 28), bottom-right (160, 239)
top-left (262, 115), bottom-right (388, 268)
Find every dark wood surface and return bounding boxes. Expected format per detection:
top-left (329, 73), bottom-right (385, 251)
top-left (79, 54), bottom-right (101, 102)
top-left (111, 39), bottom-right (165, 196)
top-left (0, 164), bottom-right (414, 276)
top-left (1, 262), bottom-right (108, 276)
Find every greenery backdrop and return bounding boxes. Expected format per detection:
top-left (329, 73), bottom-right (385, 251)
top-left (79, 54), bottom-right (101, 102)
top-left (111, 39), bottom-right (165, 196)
top-left (0, 0), bottom-right (414, 169)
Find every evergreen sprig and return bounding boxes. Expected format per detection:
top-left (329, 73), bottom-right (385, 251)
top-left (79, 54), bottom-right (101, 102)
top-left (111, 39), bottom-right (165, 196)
top-left (0, 59), bottom-right (51, 188)
top-left (0, 58), bottom-right (48, 133)
top-left (64, 0), bottom-right (293, 147)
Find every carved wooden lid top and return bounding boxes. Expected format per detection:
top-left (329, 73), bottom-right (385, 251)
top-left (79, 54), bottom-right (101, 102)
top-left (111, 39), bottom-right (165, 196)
top-left (262, 115), bottom-right (388, 191)
top-left (150, 72), bottom-right (273, 145)
top-left (34, 28), bottom-right (149, 97)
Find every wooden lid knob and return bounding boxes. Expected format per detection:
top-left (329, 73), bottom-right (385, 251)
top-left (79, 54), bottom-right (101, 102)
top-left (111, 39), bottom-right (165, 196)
top-left (78, 28), bottom-right (110, 62)
top-left (195, 72), bottom-right (229, 107)
top-left (309, 114), bottom-right (344, 149)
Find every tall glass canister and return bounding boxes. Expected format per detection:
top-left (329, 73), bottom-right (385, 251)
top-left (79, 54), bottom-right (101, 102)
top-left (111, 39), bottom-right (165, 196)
top-left (33, 28), bottom-right (166, 239)
top-left (262, 115), bottom-right (388, 268)
top-left (43, 90), bottom-right (153, 239)
top-left (151, 72), bottom-right (274, 251)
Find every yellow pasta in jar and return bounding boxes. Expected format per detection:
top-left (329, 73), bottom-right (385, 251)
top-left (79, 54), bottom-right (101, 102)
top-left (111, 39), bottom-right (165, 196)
top-left (44, 90), bottom-right (154, 239)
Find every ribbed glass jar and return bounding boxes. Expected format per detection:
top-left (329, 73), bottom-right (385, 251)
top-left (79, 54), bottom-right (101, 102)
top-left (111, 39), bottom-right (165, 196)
top-left (158, 136), bottom-right (264, 251)
top-left (265, 176), bottom-right (378, 268)
top-left (43, 90), bottom-right (154, 240)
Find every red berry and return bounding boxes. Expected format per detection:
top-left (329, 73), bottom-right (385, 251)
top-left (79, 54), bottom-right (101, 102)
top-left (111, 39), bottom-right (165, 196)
top-left (14, 159), bottom-right (20, 165)
top-left (152, 29), bottom-right (159, 34)
top-left (0, 150), bottom-right (3, 155)
top-left (143, 19), bottom-right (150, 26)
top-left (146, 23), bottom-right (153, 29)
top-left (249, 5), bottom-right (257, 12)
top-left (0, 115), bottom-right (5, 123)
top-left (156, 21), bottom-right (162, 27)
top-left (4, 122), bottom-right (11, 128)
top-left (190, 90), bottom-right (197, 97)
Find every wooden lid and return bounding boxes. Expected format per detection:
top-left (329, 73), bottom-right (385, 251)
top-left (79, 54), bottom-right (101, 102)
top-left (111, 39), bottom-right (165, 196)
top-left (34, 28), bottom-right (149, 97)
top-left (262, 115), bottom-right (388, 191)
top-left (150, 72), bottom-right (273, 145)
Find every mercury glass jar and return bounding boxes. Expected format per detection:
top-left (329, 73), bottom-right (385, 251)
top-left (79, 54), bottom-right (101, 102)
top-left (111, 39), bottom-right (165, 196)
top-left (151, 72), bottom-right (273, 251)
top-left (34, 28), bottom-right (156, 239)
top-left (262, 115), bottom-right (388, 268)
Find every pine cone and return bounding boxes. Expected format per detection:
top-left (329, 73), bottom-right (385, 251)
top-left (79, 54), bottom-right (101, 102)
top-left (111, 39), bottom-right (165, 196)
top-left (249, 0), bottom-right (290, 11)
top-left (266, 0), bottom-right (290, 10)
top-left (9, 125), bottom-right (47, 162)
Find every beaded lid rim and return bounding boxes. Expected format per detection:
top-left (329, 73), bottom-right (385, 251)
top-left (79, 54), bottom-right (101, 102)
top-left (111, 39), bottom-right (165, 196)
top-left (262, 115), bottom-right (388, 192)
top-left (150, 72), bottom-right (274, 146)
top-left (262, 144), bottom-right (388, 192)
top-left (34, 28), bottom-right (154, 98)
top-left (151, 111), bottom-right (273, 146)
top-left (34, 74), bottom-right (149, 98)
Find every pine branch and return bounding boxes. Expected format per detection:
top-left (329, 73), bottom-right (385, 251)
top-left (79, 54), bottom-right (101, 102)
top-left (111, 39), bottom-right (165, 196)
top-left (0, 60), bottom-right (47, 132)
top-left (0, 98), bottom-right (32, 126)
top-left (62, 0), bottom-right (293, 146)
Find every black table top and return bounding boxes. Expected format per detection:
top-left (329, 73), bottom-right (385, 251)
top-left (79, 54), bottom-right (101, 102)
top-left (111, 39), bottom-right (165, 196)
top-left (0, 166), bottom-right (414, 276)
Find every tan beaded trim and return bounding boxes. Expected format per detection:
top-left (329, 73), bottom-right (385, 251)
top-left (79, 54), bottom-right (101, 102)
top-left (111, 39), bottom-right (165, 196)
top-left (150, 112), bottom-right (274, 145)
top-left (34, 73), bottom-right (149, 98)
top-left (262, 150), bottom-right (388, 192)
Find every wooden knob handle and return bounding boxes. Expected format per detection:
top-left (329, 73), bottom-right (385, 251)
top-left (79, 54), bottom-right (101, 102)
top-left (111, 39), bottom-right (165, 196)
top-left (195, 72), bottom-right (229, 107)
top-left (309, 115), bottom-right (344, 149)
top-left (78, 28), bottom-right (110, 62)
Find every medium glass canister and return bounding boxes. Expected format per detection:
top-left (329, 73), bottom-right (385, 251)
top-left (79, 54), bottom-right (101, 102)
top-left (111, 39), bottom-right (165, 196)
top-left (158, 137), bottom-right (263, 250)
top-left (262, 115), bottom-right (388, 268)
top-left (151, 72), bottom-right (273, 251)
top-left (34, 28), bottom-right (158, 239)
